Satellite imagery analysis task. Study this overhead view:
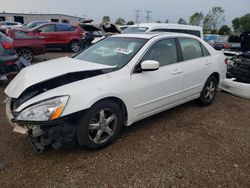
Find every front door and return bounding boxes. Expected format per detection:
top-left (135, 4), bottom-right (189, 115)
top-left (130, 38), bottom-right (184, 121)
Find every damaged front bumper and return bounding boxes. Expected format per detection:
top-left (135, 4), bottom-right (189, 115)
top-left (5, 98), bottom-right (77, 154)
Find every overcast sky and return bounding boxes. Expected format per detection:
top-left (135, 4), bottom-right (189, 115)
top-left (0, 0), bottom-right (249, 24)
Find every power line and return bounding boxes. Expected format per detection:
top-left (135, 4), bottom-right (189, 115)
top-left (135, 10), bottom-right (140, 24)
top-left (145, 10), bottom-right (152, 23)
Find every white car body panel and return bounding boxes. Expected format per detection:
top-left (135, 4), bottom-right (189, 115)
top-left (5, 57), bottom-right (114, 98)
top-left (5, 33), bottom-right (226, 126)
top-left (220, 78), bottom-right (250, 99)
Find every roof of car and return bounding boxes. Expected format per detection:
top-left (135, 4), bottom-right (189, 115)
top-left (130, 23), bottom-right (202, 30)
top-left (111, 32), bottom-right (200, 39)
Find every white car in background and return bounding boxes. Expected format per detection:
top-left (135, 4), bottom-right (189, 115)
top-left (0, 21), bottom-right (22, 29)
top-left (123, 23), bottom-right (203, 38)
top-left (5, 33), bottom-right (226, 153)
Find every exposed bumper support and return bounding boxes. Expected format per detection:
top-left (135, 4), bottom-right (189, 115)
top-left (5, 98), bottom-right (77, 154)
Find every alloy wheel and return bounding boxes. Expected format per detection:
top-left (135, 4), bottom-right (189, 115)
top-left (71, 41), bottom-right (80, 52)
top-left (18, 48), bottom-right (33, 62)
top-left (205, 81), bottom-right (216, 101)
top-left (88, 109), bottom-right (118, 144)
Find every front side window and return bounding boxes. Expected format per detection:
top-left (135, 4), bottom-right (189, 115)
top-left (14, 31), bottom-right (34, 39)
top-left (39, 25), bottom-right (55, 32)
top-left (179, 38), bottom-right (203, 61)
top-left (75, 37), bottom-right (147, 69)
top-left (141, 38), bottom-right (178, 67)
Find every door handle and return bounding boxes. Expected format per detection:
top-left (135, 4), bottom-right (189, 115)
top-left (205, 61), bottom-right (212, 65)
top-left (172, 69), bottom-right (183, 75)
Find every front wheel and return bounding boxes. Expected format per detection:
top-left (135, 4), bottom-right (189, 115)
top-left (197, 76), bottom-right (218, 106)
top-left (77, 100), bottom-right (123, 149)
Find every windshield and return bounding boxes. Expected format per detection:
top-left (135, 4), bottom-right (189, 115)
top-left (122, 27), bottom-right (148, 34)
top-left (75, 37), bottom-right (147, 69)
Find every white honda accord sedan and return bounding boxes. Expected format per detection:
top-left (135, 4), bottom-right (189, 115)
top-left (5, 33), bottom-right (226, 153)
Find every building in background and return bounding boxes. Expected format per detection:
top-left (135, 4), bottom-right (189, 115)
top-left (0, 12), bottom-right (83, 24)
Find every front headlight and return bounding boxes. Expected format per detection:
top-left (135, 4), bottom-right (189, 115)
top-left (16, 96), bottom-right (69, 122)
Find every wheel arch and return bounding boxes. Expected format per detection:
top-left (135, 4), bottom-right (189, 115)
top-left (90, 96), bottom-right (128, 126)
top-left (16, 46), bottom-right (34, 54)
top-left (209, 72), bottom-right (220, 83)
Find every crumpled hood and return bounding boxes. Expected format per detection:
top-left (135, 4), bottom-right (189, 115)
top-left (5, 57), bottom-right (114, 98)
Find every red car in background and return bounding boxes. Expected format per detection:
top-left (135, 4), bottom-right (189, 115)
top-left (28, 23), bottom-right (85, 52)
top-left (6, 29), bottom-right (45, 62)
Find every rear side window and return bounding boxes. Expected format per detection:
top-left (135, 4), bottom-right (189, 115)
top-left (142, 38), bottom-right (178, 67)
top-left (179, 38), bottom-right (203, 61)
top-left (14, 31), bottom-right (33, 39)
top-left (201, 43), bottom-right (210, 57)
top-left (56, 24), bottom-right (75, 32)
top-left (39, 25), bottom-right (55, 32)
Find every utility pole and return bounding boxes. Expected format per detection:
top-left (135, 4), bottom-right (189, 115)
top-left (135, 10), bottom-right (140, 24)
top-left (145, 10), bottom-right (152, 23)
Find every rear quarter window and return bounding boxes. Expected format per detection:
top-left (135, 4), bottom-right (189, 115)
top-left (179, 38), bottom-right (204, 61)
top-left (56, 24), bottom-right (75, 32)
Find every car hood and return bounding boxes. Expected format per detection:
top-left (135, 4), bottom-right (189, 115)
top-left (5, 56), bottom-right (114, 98)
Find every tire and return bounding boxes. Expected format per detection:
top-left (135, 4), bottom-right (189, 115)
top-left (69, 40), bottom-right (80, 53)
top-left (77, 100), bottom-right (123, 150)
top-left (18, 48), bottom-right (33, 62)
top-left (197, 76), bottom-right (218, 106)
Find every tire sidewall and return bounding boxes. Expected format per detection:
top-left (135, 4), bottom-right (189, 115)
top-left (199, 76), bottom-right (218, 106)
top-left (77, 100), bottom-right (123, 149)
top-left (70, 40), bottom-right (80, 53)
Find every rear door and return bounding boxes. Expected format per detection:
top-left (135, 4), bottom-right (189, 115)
top-left (55, 24), bottom-right (78, 45)
top-left (177, 37), bottom-right (212, 98)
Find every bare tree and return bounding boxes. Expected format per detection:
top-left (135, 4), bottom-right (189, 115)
top-left (203, 6), bottom-right (225, 32)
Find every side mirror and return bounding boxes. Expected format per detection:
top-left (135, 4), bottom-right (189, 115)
top-left (141, 60), bottom-right (160, 71)
top-left (34, 29), bottom-right (41, 33)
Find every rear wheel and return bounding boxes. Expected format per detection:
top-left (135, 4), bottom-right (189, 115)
top-left (77, 100), bottom-right (123, 149)
top-left (18, 48), bottom-right (33, 62)
top-left (69, 40), bottom-right (80, 53)
top-left (197, 76), bottom-right (218, 106)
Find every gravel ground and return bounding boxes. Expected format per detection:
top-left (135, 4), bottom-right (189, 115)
top-left (0, 52), bottom-right (250, 188)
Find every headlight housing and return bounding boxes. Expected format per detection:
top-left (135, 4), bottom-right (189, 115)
top-left (16, 96), bottom-right (69, 122)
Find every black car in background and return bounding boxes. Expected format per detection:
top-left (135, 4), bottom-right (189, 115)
top-left (0, 32), bottom-right (31, 82)
top-left (0, 32), bottom-right (19, 75)
top-left (241, 31), bottom-right (250, 52)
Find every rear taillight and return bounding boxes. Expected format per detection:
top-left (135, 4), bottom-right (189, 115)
top-left (1, 41), bottom-right (13, 49)
top-left (224, 44), bottom-right (230, 49)
top-left (5, 61), bottom-right (14, 65)
top-left (225, 58), bottom-right (229, 65)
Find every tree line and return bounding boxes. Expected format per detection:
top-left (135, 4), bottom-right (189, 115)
top-left (102, 6), bottom-right (250, 35)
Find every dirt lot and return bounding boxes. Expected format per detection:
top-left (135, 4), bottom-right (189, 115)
top-left (0, 52), bottom-right (250, 188)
